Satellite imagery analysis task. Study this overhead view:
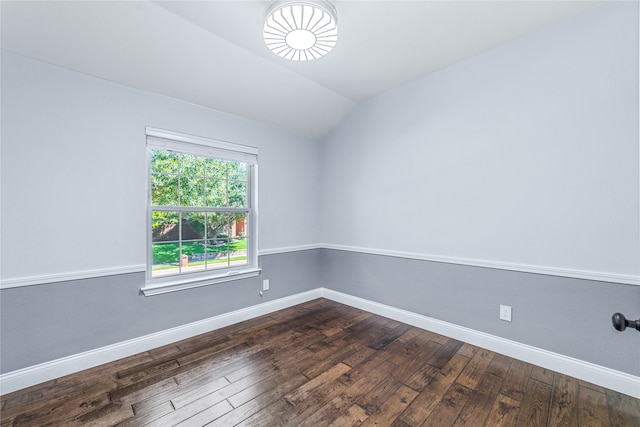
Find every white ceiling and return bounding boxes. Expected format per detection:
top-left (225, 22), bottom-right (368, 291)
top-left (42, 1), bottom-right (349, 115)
top-left (1, 0), bottom-right (600, 138)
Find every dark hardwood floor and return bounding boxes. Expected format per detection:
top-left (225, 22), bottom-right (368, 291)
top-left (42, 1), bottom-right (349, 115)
top-left (1, 298), bottom-right (639, 426)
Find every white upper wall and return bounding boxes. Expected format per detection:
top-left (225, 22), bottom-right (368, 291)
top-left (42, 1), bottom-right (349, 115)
top-left (2, 2), bottom-right (638, 284)
top-left (321, 2), bottom-right (640, 279)
top-left (0, 51), bottom-right (321, 281)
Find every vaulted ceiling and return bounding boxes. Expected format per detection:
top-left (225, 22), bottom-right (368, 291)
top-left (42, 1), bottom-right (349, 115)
top-left (1, 1), bottom-right (600, 138)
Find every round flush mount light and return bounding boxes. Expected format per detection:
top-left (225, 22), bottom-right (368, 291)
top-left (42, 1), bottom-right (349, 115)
top-left (264, 1), bottom-right (338, 61)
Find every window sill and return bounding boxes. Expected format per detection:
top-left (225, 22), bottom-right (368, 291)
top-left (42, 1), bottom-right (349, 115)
top-left (141, 268), bottom-right (261, 296)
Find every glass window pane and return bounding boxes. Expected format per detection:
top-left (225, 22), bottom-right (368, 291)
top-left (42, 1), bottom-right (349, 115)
top-left (205, 158), bottom-right (227, 179)
top-left (228, 181), bottom-right (247, 207)
top-left (228, 162), bottom-right (247, 181)
top-left (180, 153), bottom-right (205, 177)
top-left (181, 241), bottom-right (207, 273)
top-left (206, 179), bottom-right (227, 207)
top-left (151, 174), bottom-right (178, 206)
top-left (205, 212), bottom-right (228, 270)
top-left (152, 242), bottom-right (180, 277)
top-left (182, 212), bottom-right (206, 240)
top-left (151, 211), bottom-right (180, 242)
top-left (231, 212), bottom-right (248, 237)
top-left (230, 249), bottom-right (248, 267)
top-left (207, 212), bottom-right (229, 242)
top-left (207, 239), bottom-right (229, 270)
top-left (229, 213), bottom-right (248, 267)
top-left (180, 177), bottom-right (205, 206)
top-left (151, 150), bottom-right (179, 174)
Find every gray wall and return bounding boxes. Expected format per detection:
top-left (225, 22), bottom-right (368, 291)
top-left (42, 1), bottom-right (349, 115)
top-left (0, 249), bottom-right (321, 373)
top-left (0, 49), bottom-right (323, 374)
top-left (321, 1), bottom-right (639, 278)
top-left (321, 249), bottom-right (640, 376)
top-left (0, 49), bottom-right (321, 280)
top-left (2, 2), bottom-right (639, 381)
top-left (319, 1), bottom-right (640, 378)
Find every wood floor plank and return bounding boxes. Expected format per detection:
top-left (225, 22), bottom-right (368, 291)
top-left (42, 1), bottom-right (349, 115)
top-left (484, 394), bottom-right (521, 426)
top-left (360, 384), bottom-right (418, 426)
top-left (172, 399), bottom-right (233, 427)
top-left (206, 374), bottom-right (308, 427)
top-left (36, 377), bottom-right (179, 427)
top-left (396, 353), bottom-right (471, 426)
top-left (327, 403), bottom-right (369, 426)
top-left (548, 373), bottom-right (580, 427)
top-left (271, 336), bottom-right (401, 427)
top-left (530, 365), bottom-right (555, 386)
top-left (172, 347), bottom-right (273, 389)
top-left (455, 348), bottom-right (495, 390)
top-left (302, 360), bottom-right (396, 426)
top-left (171, 367), bottom-right (270, 411)
top-left (149, 373), bottom-right (265, 425)
top-left (580, 380), bottom-right (610, 393)
top-left (2, 298), bottom-right (637, 427)
top-left (285, 362), bottom-right (352, 406)
top-left (515, 379), bottom-right (552, 427)
top-left (579, 387), bottom-right (612, 427)
top-left (222, 346), bottom-right (358, 425)
top-left (384, 329), bottom-right (439, 367)
top-left (322, 310), bottom-right (373, 337)
top-left (0, 364), bottom-right (124, 421)
top-left (280, 376), bottom-right (351, 425)
top-left (338, 344), bottom-right (402, 388)
top-left (425, 338), bottom-right (465, 369)
top-left (301, 342), bottom-right (360, 380)
top-left (233, 397), bottom-right (294, 427)
top-left (367, 323), bottom-right (414, 351)
top-left (67, 399), bottom-right (135, 427)
top-left (606, 388), bottom-right (640, 427)
top-left (485, 353), bottom-right (513, 379)
top-left (431, 334), bottom-right (451, 345)
top-left (451, 373), bottom-right (503, 427)
top-left (403, 357), bottom-right (440, 392)
top-left (115, 359), bottom-right (180, 385)
top-left (456, 342), bottom-right (480, 358)
top-left (356, 375), bottom-right (404, 416)
top-left (113, 400), bottom-right (174, 427)
top-left (4, 387), bottom-right (114, 427)
top-left (421, 382), bottom-right (472, 427)
top-left (391, 341), bottom-right (444, 385)
top-left (500, 359), bottom-right (533, 402)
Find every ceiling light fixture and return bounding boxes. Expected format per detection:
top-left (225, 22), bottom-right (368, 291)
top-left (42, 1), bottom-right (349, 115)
top-left (263, 0), bottom-right (338, 61)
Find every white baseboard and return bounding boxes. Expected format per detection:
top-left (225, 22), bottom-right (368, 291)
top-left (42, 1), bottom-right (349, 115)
top-left (0, 289), bottom-right (322, 395)
top-left (320, 288), bottom-right (640, 399)
top-left (2, 287), bottom-right (638, 399)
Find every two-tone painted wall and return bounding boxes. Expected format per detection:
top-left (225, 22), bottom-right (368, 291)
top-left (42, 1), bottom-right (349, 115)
top-left (0, 49), bottom-right (323, 373)
top-left (321, 1), bottom-right (640, 376)
top-left (320, 1), bottom-right (640, 377)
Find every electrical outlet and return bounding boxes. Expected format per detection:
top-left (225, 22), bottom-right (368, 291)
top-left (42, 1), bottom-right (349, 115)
top-left (500, 305), bottom-right (512, 322)
top-left (262, 279), bottom-right (270, 291)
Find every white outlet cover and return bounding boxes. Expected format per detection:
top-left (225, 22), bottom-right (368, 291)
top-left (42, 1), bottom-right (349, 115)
top-left (263, 279), bottom-right (270, 290)
top-left (500, 305), bottom-right (512, 322)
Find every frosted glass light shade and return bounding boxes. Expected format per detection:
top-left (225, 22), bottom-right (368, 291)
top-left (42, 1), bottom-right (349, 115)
top-left (264, 1), bottom-right (338, 61)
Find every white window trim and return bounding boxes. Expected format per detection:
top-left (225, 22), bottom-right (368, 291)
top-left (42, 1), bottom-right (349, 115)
top-left (142, 127), bottom-right (260, 296)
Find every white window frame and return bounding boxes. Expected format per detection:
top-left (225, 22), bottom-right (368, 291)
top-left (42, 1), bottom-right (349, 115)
top-left (141, 127), bottom-right (259, 296)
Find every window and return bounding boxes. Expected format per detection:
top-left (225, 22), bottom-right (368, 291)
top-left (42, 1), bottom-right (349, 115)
top-left (142, 127), bottom-right (259, 295)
